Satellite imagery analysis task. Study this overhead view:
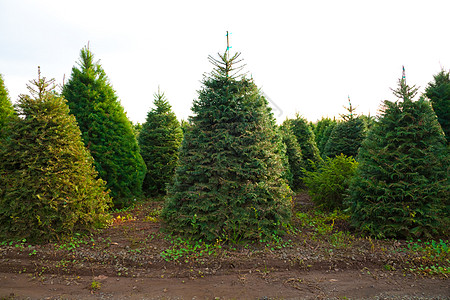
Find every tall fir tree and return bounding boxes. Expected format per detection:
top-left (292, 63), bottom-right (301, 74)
top-left (0, 74), bottom-right (16, 138)
top-left (0, 70), bottom-right (111, 242)
top-left (279, 122), bottom-right (305, 191)
top-left (347, 73), bottom-right (449, 238)
top-left (138, 89), bottom-right (183, 196)
top-left (162, 50), bottom-right (292, 242)
top-left (324, 102), bottom-right (366, 158)
top-left (285, 114), bottom-right (321, 170)
top-left (313, 117), bottom-right (337, 156)
top-left (425, 69), bottom-right (450, 143)
top-left (62, 47), bottom-right (146, 207)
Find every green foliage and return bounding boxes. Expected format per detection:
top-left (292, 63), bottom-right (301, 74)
top-left (138, 90), bottom-right (183, 196)
top-left (404, 239), bottom-right (450, 276)
top-left (132, 122), bottom-right (142, 139)
top-left (303, 154), bottom-right (358, 210)
top-left (62, 47), bottom-right (146, 207)
top-left (313, 117), bottom-right (337, 156)
top-left (0, 74), bottom-right (16, 138)
top-left (295, 210), bottom-right (353, 247)
top-left (0, 71), bottom-right (111, 243)
top-left (323, 117), bottom-right (366, 159)
top-left (160, 236), bottom-right (222, 262)
top-left (285, 114), bottom-right (321, 170)
top-left (347, 75), bottom-right (449, 238)
top-left (162, 51), bottom-right (292, 243)
top-left (279, 122), bottom-right (304, 191)
top-left (425, 69), bottom-right (450, 143)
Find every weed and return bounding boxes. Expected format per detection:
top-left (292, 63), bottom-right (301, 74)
top-left (161, 237), bottom-right (222, 262)
top-left (404, 239), bottom-right (449, 277)
top-left (90, 280), bottom-right (102, 291)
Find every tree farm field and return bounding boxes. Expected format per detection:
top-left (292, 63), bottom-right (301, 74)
top-left (0, 193), bottom-right (448, 300)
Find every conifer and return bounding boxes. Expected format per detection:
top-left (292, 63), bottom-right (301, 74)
top-left (285, 114), bottom-right (321, 170)
top-left (0, 70), bottom-right (111, 242)
top-left (347, 73), bottom-right (449, 238)
top-left (162, 50), bottom-right (292, 242)
top-left (62, 47), bottom-right (146, 207)
top-left (0, 74), bottom-right (16, 137)
top-left (138, 90), bottom-right (183, 196)
top-left (425, 69), bottom-right (450, 143)
top-left (313, 117), bottom-right (337, 156)
top-left (324, 103), bottom-right (366, 158)
top-left (280, 122), bottom-right (304, 191)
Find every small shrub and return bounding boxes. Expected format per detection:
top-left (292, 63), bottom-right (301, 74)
top-left (303, 154), bottom-right (358, 211)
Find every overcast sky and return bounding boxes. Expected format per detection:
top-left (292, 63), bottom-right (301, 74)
top-left (1, 0), bottom-right (449, 124)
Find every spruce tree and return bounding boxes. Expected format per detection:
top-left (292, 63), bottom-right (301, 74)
top-left (62, 47), bottom-right (146, 207)
top-left (285, 114), bottom-right (321, 170)
top-left (347, 74), bottom-right (449, 238)
top-left (138, 90), bottom-right (183, 196)
top-left (425, 69), bottom-right (450, 143)
top-left (0, 70), bottom-right (111, 242)
top-left (162, 51), bottom-right (292, 242)
top-left (324, 103), bottom-right (366, 158)
top-left (280, 122), bottom-right (305, 191)
top-left (313, 117), bottom-right (337, 156)
top-left (0, 74), bottom-right (16, 137)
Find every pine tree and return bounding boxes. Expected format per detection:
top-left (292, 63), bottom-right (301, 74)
top-left (280, 122), bottom-right (304, 191)
top-left (0, 74), bottom-right (16, 137)
top-left (324, 103), bottom-right (366, 158)
top-left (425, 69), bottom-right (450, 143)
top-left (138, 90), bottom-right (183, 196)
top-left (285, 114), bottom-right (321, 170)
top-left (347, 73), bottom-right (449, 238)
top-left (0, 70), bottom-right (111, 242)
top-left (162, 51), bottom-right (292, 242)
top-left (313, 117), bottom-right (337, 156)
top-left (62, 47), bottom-right (146, 207)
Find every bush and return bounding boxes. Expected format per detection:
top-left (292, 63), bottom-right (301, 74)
top-left (303, 154), bottom-right (358, 211)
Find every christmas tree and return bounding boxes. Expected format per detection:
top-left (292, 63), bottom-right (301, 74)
top-left (138, 89), bottom-right (183, 196)
top-left (0, 70), bottom-right (111, 242)
top-left (162, 47), bottom-right (292, 242)
top-left (62, 47), bottom-right (146, 207)
top-left (425, 69), bottom-right (450, 143)
top-left (347, 70), bottom-right (449, 238)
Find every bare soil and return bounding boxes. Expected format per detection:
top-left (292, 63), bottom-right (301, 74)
top-left (1, 193), bottom-right (449, 299)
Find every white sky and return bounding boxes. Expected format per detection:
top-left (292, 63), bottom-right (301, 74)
top-left (1, 0), bottom-right (449, 124)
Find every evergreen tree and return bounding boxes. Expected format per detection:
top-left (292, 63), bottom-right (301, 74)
top-left (0, 74), bottom-right (16, 137)
top-left (62, 47), bottom-right (146, 207)
top-left (280, 122), bottom-right (304, 191)
top-left (324, 103), bottom-right (366, 158)
top-left (347, 74), bottom-right (449, 238)
top-left (285, 114), bottom-right (321, 170)
top-left (313, 117), bottom-right (337, 156)
top-left (162, 51), bottom-right (292, 242)
top-left (425, 69), bottom-right (450, 143)
top-left (0, 70), bottom-right (111, 242)
top-left (138, 90), bottom-right (183, 196)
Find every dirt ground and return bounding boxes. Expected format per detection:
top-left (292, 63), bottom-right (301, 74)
top-left (1, 193), bottom-right (449, 299)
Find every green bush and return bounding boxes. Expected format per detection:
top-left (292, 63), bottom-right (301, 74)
top-left (0, 71), bottom-right (111, 243)
top-left (303, 154), bottom-right (358, 211)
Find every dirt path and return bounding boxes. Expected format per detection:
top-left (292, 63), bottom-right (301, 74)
top-left (1, 270), bottom-right (449, 299)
